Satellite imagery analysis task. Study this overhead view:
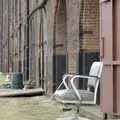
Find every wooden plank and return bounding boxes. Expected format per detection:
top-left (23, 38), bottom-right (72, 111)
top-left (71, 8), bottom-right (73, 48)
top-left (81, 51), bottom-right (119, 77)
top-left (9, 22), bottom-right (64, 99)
top-left (0, 88), bottom-right (45, 97)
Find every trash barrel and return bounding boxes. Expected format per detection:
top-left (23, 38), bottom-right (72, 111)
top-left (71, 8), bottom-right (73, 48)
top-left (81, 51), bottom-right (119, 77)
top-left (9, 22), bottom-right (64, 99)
top-left (10, 72), bottom-right (24, 89)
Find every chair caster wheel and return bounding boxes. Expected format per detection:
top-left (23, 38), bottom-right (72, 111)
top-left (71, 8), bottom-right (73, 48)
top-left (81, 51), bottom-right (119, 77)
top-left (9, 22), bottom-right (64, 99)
top-left (103, 113), bottom-right (108, 120)
top-left (62, 107), bottom-right (72, 112)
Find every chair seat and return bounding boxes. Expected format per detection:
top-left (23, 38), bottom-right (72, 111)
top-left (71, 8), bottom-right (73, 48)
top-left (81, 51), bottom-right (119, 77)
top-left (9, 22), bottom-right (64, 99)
top-left (54, 89), bottom-right (94, 102)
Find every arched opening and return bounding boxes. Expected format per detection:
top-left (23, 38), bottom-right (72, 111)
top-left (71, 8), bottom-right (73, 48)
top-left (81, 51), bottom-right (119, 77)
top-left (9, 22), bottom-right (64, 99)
top-left (53, 0), bottom-right (67, 91)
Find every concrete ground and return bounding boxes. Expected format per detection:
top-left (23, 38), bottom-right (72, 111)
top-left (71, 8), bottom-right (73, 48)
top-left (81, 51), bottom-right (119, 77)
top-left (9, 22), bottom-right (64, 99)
top-left (56, 104), bottom-right (120, 120)
top-left (80, 105), bottom-right (120, 120)
top-left (0, 88), bottom-right (119, 120)
top-left (81, 105), bottom-right (102, 119)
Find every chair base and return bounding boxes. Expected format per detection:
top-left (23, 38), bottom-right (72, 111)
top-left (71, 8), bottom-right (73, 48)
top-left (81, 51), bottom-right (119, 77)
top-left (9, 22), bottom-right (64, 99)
top-left (103, 113), bottom-right (108, 120)
top-left (62, 107), bottom-right (72, 112)
top-left (62, 103), bottom-right (80, 113)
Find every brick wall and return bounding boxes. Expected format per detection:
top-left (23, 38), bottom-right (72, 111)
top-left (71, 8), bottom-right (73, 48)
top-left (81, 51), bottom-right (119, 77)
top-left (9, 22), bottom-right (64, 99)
top-left (0, 0), bottom-right (100, 94)
top-left (80, 0), bottom-right (100, 52)
top-left (51, 0), bottom-right (100, 92)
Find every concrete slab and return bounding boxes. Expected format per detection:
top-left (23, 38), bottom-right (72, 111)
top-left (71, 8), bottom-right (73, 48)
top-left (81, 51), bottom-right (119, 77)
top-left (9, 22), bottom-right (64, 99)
top-left (56, 116), bottom-right (91, 120)
top-left (81, 105), bottom-right (120, 120)
top-left (81, 105), bottom-right (102, 119)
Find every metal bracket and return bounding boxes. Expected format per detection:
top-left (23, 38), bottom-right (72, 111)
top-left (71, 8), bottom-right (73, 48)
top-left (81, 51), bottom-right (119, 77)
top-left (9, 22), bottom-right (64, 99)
top-left (100, 37), bottom-right (104, 59)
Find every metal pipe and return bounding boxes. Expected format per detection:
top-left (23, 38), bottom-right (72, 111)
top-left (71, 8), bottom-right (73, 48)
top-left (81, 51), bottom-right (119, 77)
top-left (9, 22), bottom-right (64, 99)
top-left (25, 0), bottom-right (29, 81)
top-left (18, 0), bottom-right (22, 72)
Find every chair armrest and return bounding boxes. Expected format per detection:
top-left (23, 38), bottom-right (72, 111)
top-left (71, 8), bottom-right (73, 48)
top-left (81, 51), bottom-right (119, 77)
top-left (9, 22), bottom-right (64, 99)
top-left (71, 75), bottom-right (98, 80)
top-left (70, 75), bottom-right (98, 101)
top-left (56, 73), bottom-right (73, 90)
top-left (63, 73), bottom-right (73, 89)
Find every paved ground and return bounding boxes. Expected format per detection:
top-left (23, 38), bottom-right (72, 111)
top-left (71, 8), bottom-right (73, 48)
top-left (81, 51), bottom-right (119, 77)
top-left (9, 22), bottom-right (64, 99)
top-left (0, 88), bottom-right (120, 120)
top-left (81, 105), bottom-right (102, 119)
top-left (56, 116), bottom-right (90, 120)
top-left (81, 105), bottom-right (120, 120)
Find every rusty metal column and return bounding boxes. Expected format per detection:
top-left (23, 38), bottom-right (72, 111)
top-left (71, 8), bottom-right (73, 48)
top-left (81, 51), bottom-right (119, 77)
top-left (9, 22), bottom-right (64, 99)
top-left (100, 0), bottom-right (120, 117)
top-left (18, 0), bottom-right (22, 72)
top-left (0, 0), bottom-right (3, 71)
top-left (24, 0), bottom-right (29, 81)
top-left (100, 0), bottom-right (114, 116)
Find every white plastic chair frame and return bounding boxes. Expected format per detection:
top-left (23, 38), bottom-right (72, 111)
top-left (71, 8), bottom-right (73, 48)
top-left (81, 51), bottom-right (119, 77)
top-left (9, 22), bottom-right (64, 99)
top-left (71, 75), bottom-right (100, 104)
top-left (53, 62), bottom-right (103, 106)
top-left (52, 62), bottom-right (103, 113)
top-left (70, 62), bottom-right (103, 104)
top-left (52, 73), bottom-right (73, 99)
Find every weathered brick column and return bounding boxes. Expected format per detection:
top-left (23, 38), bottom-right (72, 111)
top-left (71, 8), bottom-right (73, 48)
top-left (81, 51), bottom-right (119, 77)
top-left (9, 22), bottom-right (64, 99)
top-left (66, 0), bottom-right (81, 74)
top-left (46, 0), bottom-right (56, 94)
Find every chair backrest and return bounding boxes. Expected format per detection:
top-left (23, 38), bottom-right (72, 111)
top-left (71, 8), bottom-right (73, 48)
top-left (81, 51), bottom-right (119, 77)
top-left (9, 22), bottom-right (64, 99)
top-left (87, 62), bottom-right (103, 89)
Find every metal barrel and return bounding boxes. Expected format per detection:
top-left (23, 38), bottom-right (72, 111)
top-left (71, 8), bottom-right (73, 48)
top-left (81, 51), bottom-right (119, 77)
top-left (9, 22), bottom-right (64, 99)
top-left (10, 72), bottom-right (24, 89)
